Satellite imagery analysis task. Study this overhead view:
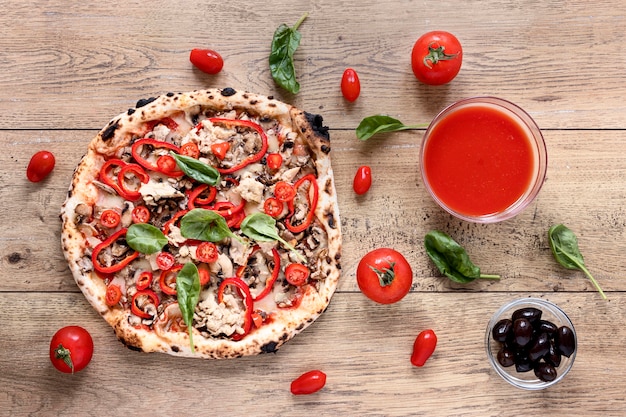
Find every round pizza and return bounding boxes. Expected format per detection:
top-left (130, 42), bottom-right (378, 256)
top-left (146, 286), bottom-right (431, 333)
top-left (60, 88), bottom-right (342, 359)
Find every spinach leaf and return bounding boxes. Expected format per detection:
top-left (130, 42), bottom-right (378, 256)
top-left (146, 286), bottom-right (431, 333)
top-left (176, 262), bottom-right (201, 353)
top-left (548, 224), bottom-right (607, 300)
top-left (126, 223), bottom-right (168, 254)
top-left (356, 115), bottom-right (425, 141)
top-left (269, 13), bottom-right (308, 94)
top-left (180, 208), bottom-right (242, 243)
top-left (424, 230), bottom-right (500, 284)
top-left (170, 152), bottom-right (220, 185)
top-left (240, 212), bottom-right (306, 263)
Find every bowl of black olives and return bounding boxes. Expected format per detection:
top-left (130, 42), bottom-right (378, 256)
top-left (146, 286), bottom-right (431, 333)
top-left (485, 298), bottom-right (577, 390)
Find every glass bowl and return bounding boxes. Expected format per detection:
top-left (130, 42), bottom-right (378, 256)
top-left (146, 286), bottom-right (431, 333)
top-left (420, 97), bottom-right (547, 223)
top-left (485, 297), bottom-right (577, 390)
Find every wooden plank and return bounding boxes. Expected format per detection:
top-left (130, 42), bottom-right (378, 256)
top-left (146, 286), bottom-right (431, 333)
top-left (0, 1), bottom-right (625, 129)
top-left (2, 129), bottom-right (625, 296)
top-left (1, 292), bottom-right (623, 416)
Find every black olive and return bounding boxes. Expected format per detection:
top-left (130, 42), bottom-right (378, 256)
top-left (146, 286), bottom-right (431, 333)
top-left (497, 347), bottom-right (515, 367)
top-left (492, 319), bottom-right (513, 343)
top-left (528, 332), bottom-right (551, 362)
top-left (513, 318), bottom-right (533, 347)
top-left (512, 307), bottom-right (542, 324)
top-left (556, 326), bottom-right (576, 357)
top-left (534, 319), bottom-right (558, 335)
top-left (544, 340), bottom-right (562, 367)
top-left (514, 351), bottom-right (533, 373)
top-left (534, 362), bottom-right (557, 382)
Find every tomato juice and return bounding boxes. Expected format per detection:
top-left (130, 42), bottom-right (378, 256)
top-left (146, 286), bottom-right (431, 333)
top-left (420, 97), bottom-right (546, 222)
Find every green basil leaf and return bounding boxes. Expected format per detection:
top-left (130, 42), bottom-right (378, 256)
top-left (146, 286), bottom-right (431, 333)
top-left (171, 152), bottom-right (220, 185)
top-left (176, 262), bottom-right (201, 353)
top-left (356, 115), bottom-right (423, 141)
top-left (126, 223), bottom-right (168, 254)
top-left (424, 230), bottom-right (499, 283)
top-left (240, 212), bottom-right (306, 263)
top-left (269, 13), bottom-right (308, 94)
top-left (548, 224), bottom-right (606, 299)
top-left (180, 208), bottom-right (236, 242)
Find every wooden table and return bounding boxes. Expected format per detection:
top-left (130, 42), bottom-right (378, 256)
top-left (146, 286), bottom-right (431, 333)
top-left (2, 1), bottom-right (625, 416)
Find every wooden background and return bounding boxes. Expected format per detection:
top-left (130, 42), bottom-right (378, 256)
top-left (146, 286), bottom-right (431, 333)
top-left (2, 0), bottom-right (626, 416)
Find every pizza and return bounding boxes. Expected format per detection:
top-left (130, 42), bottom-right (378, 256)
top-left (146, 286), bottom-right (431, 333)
top-left (60, 88), bottom-right (342, 359)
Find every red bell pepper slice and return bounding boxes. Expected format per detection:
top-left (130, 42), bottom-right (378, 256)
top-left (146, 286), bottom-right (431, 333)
top-left (136, 271), bottom-right (153, 291)
top-left (131, 138), bottom-right (184, 177)
top-left (235, 245), bottom-right (280, 301)
top-left (99, 159), bottom-right (143, 201)
top-left (217, 277), bottom-right (253, 341)
top-left (209, 118), bottom-right (268, 174)
top-left (187, 184), bottom-right (217, 210)
top-left (131, 289), bottom-right (160, 319)
top-left (159, 264), bottom-right (183, 296)
top-left (117, 163), bottom-right (149, 200)
top-left (91, 228), bottom-right (139, 274)
top-left (286, 174), bottom-right (319, 233)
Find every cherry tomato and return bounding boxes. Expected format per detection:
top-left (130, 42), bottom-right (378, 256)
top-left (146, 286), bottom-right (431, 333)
top-left (411, 31), bottom-right (462, 85)
top-left (411, 329), bottom-right (438, 367)
top-left (156, 252), bottom-right (176, 271)
top-left (341, 68), bottom-right (361, 102)
top-left (27, 150), bottom-right (55, 182)
top-left (211, 142), bottom-right (230, 160)
top-left (105, 284), bottom-right (122, 306)
top-left (264, 197), bottom-right (283, 218)
top-left (189, 48), bottom-right (224, 75)
top-left (290, 370), bottom-right (327, 395)
top-left (198, 264), bottom-right (211, 286)
top-left (180, 142), bottom-right (200, 159)
top-left (196, 242), bottom-right (219, 263)
top-left (49, 326), bottom-right (94, 374)
top-left (285, 263), bottom-right (310, 286)
top-left (100, 209), bottom-right (121, 228)
top-left (131, 206), bottom-right (151, 224)
top-left (156, 155), bottom-right (179, 174)
top-left (353, 165), bottom-right (372, 195)
top-left (274, 181), bottom-right (296, 202)
top-left (356, 248), bottom-right (413, 304)
top-left (266, 153), bottom-right (283, 171)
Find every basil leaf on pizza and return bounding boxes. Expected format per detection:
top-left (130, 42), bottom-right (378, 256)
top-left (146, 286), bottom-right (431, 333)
top-left (126, 223), bottom-right (168, 254)
top-left (170, 152), bottom-right (220, 185)
top-left (241, 212), bottom-right (306, 263)
top-left (60, 88), bottom-right (341, 359)
top-left (180, 208), bottom-right (241, 243)
top-left (176, 262), bottom-right (201, 353)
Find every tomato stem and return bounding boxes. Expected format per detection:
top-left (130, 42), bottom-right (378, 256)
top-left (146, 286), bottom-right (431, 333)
top-left (369, 262), bottom-right (396, 287)
top-left (423, 43), bottom-right (459, 69)
top-left (54, 344), bottom-right (74, 373)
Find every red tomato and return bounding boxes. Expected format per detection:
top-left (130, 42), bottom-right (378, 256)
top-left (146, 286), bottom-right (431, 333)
top-left (196, 242), bottom-right (219, 263)
top-left (411, 31), bottom-right (462, 85)
top-left (105, 284), bottom-right (122, 306)
top-left (266, 153), bottom-right (283, 171)
top-left (341, 68), bottom-right (361, 102)
top-left (353, 165), bottom-right (372, 195)
top-left (189, 48), bottom-right (224, 75)
top-left (411, 329), bottom-right (438, 367)
top-left (356, 248), bottom-right (413, 304)
top-left (131, 206), bottom-right (151, 224)
top-left (156, 155), bottom-right (179, 174)
top-left (274, 181), bottom-right (296, 202)
top-left (290, 370), bottom-right (327, 395)
top-left (211, 142), bottom-right (230, 160)
top-left (285, 263), bottom-right (310, 286)
top-left (27, 150), bottom-right (55, 182)
top-left (156, 252), bottom-right (176, 271)
top-left (100, 209), bottom-right (121, 228)
top-left (49, 326), bottom-right (94, 374)
top-left (180, 142), bottom-right (200, 159)
top-left (264, 197), bottom-right (283, 218)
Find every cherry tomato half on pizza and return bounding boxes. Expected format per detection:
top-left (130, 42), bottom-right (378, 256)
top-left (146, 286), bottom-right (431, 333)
top-left (49, 326), bottom-right (94, 374)
top-left (411, 31), bottom-right (462, 85)
top-left (356, 248), bottom-right (413, 304)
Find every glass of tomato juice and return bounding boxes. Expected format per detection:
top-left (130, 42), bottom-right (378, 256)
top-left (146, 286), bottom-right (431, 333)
top-left (420, 97), bottom-right (547, 223)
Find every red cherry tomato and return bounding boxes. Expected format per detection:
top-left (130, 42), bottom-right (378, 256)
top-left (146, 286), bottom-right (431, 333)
top-left (266, 153), bottom-right (283, 171)
top-left (356, 248), bottom-right (413, 304)
top-left (290, 370), bottom-right (327, 395)
top-left (100, 209), bottom-right (121, 228)
top-left (411, 329), bottom-right (438, 367)
top-left (27, 150), bottom-right (55, 182)
top-left (341, 68), bottom-right (361, 102)
top-left (105, 284), bottom-right (122, 306)
top-left (196, 242), bottom-right (219, 263)
top-left (264, 197), bottom-right (283, 218)
top-left (353, 165), bottom-right (372, 195)
top-left (180, 142), bottom-right (200, 159)
top-left (131, 206), bottom-right (151, 224)
top-left (189, 48), bottom-right (224, 75)
top-left (285, 263), bottom-right (310, 286)
top-left (411, 31), bottom-right (462, 85)
top-left (156, 252), bottom-right (176, 271)
top-left (274, 181), bottom-right (296, 202)
top-left (49, 326), bottom-right (94, 374)
top-left (211, 142), bottom-right (230, 160)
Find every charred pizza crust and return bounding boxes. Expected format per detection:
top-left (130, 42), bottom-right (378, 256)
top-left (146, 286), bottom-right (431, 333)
top-left (61, 88), bottom-right (342, 358)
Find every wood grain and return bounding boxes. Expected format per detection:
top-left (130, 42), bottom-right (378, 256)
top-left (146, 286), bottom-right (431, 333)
top-left (3, 0), bottom-right (626, 415)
